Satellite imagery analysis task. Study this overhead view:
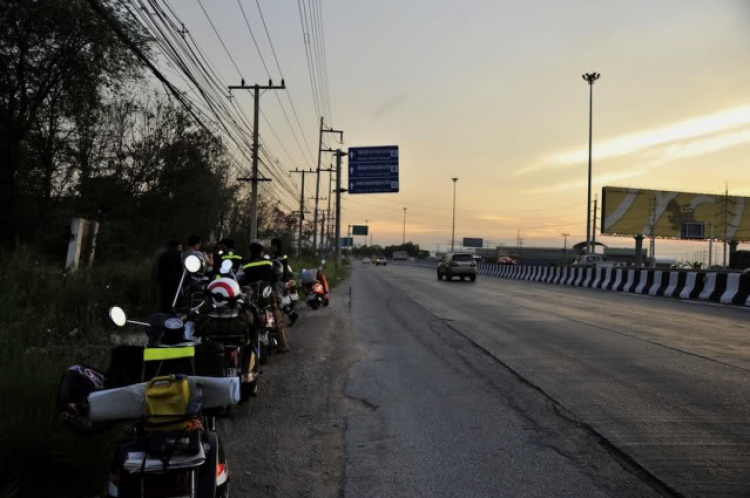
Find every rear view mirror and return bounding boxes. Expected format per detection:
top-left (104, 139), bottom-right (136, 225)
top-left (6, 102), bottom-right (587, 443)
top-left (108, 306), bottom-right (127, 327)
top-left (262, 286), bottom-right (273, 299)
top-left (220, 260), bottom-right (233, 274)
top-left (184, 255), bottom-right (202, 273)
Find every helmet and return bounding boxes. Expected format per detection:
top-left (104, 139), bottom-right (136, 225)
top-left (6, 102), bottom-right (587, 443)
top-left (207, 277), bottom-right (241, 308)
top-left (272, 259), bottom-right (284, 279)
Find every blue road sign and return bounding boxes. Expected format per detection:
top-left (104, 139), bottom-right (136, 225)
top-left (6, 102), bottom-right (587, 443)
top-left (339, 237), bottom-right (354, 248)
top-left (348, 145), bottom-right (399, 194)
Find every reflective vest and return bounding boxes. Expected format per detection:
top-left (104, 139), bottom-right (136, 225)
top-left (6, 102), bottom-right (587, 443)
top-left (242, 259), bottom-right (273, 270)
top-left (222, 251), bottom-right (243, 261)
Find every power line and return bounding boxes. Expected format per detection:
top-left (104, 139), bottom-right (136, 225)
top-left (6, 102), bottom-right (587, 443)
top-left (298, 0), bottom-right (321, 120)
top-left (195, 0), bottom-right (244, 79)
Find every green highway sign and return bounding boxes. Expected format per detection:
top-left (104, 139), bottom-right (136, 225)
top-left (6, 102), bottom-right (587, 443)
top-left (352, 225), bottom-right (369, 236)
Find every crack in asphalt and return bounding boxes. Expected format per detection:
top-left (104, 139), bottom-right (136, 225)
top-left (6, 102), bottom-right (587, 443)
top-left (343, 393), bottom-right (379, 412)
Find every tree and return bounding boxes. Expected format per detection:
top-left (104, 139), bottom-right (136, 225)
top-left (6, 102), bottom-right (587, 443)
top-left (0, 0), bottom-right (145, 240)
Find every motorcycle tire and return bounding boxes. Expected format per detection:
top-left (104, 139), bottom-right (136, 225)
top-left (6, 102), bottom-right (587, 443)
top-left (217, 439), bottom-right (230, 498)
top-left (259, 343), bottom-right (269, 365)
top-left (323, 299), bottom-right (329, 307)
top-left (198, 432), bottom-right (219, 498)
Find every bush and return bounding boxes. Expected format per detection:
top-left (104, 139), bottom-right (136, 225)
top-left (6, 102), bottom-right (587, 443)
top-left (0, 247), bottom-right (151, 498)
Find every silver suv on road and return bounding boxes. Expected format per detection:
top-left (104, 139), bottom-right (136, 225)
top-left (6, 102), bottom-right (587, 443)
top-left (437, 253), bottom-right (477, 282)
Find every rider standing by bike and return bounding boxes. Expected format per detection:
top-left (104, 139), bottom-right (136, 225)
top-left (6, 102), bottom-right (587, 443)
top-left (270, 238), bottom-right (299, 327)
top-left (241, 241), bottom-right (290, 353)
top-left (218, 238), bottom-right (244, 272)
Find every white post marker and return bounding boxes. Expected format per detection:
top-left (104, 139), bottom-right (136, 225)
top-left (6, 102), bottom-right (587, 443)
top-left (612, 269), bottom-right (623, 291)
top-left (663, 272), bottom-right (680, 297)
top-left (582, 268), bottom-right (593, 287)
top-left (699, 273), bottom-right (716, 300)
top-left (649, 271), bottom-right (663, 296)
top-left (720, 273), bottom-right (740, 304)
top-left (601, 268), bottom-right (612, 289)
top-left (680, 272), bottom-right (698, 300)
top-left (635, 271), bottom-right (649, 294)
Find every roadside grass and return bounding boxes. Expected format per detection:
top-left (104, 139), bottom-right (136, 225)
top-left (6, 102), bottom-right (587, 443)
top-left (0, 247), bottom-right (151, 498)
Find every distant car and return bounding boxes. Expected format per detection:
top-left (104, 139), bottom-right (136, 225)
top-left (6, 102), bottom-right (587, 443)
top-left (437, 253), bottom-right (477, 282)
top-left (362, 257), bottom-right (371, 264)
top-left (573, 254), bottom-right (613, 268)
top-left (407, 257), bottom-right (415, 262)
top-left (373, 255), bottom-right (387, 266)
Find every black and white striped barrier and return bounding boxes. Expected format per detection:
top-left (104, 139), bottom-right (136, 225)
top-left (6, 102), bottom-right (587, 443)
top-left (475, 264), bottom-right (750, 307)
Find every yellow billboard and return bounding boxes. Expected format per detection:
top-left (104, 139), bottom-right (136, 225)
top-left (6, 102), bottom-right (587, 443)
top-left (601, 187), bottom-right (750, 240)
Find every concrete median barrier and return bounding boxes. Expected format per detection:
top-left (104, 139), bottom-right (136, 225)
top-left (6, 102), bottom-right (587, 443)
top-left (481, 263), bottom-right (750, 309)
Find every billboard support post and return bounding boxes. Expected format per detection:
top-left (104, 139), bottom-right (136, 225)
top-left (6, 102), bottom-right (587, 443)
top-left (634, 235), bottom-right (644, 266)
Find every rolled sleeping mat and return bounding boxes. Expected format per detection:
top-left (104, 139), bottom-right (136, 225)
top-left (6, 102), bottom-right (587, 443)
top-left (88, 376), bottom-right (240, 422)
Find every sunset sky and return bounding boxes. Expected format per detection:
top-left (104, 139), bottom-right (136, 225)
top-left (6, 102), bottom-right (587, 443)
top-left (163, 0), bottom-right (750, 259)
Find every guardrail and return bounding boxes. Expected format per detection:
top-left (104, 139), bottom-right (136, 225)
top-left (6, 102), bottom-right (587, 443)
top-left (477, 264), bottom-right (750, 307)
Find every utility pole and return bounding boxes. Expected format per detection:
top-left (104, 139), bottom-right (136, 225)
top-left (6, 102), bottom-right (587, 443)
top-left (451, 178), bottom-right (459, 252)
top-left (229, 79), bottom-right (286, 239)
top-left (403, 207), bottom-right (407, 244)
top-left (708, 222), bottom-right (714, 268)
top-left (290, 168), bottom-right (315, 257)
top-left (325, 164), bottom-right (333, 249)
top-left (517, 229), bottom-right (524, 263)
top-left (332, 149), bottom-right (347, 271)
top-left (561, 233), bottom-right (569, 265)
top-left (649, 195), bottom-right (656, 266)
top-left (582, 72), bottom-right (601, 255)
top-left (319, 213), bottom-right (326, 253)
top-left (314, 118), bottom-right (343, 253)
top-left (592, 195), bottom-right (598, 252)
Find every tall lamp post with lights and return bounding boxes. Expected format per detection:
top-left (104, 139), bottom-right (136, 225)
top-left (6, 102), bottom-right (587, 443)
top-left (451, 178), bottom-right (459, 252)
top-left (582, 72), bottom-right (600, 254)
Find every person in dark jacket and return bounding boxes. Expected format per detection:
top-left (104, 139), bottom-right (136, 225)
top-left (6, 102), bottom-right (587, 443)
top-left (242, 241), bottom-right (289, 353)
top-left (218, 238), bottom-right (244, 272)
top-left (157, 239), bottom-right (184, 313)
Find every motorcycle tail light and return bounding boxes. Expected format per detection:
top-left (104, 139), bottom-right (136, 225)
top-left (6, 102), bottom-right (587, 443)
top-left (217, 462), bottom-right (229, 486)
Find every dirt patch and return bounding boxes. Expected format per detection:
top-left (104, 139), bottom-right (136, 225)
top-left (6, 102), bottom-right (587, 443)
top-left (218, 279), bottom-right (360, 498)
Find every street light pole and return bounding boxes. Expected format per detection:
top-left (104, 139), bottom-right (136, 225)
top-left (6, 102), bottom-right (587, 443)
top-left (451, 178), bottom-right (459, 252)
top-left (582, 72), bottom-right (600, 255)
top-left (403, 207), bottom-right (407, 244)
top-left (561, 233), bottom-right (569, 265)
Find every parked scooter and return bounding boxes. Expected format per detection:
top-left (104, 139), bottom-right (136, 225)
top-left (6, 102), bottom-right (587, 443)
top-left (57, 304), bottom-right (233, 498)
top-left (301, 260), bottom-right (330, 309)
top-left (103, 306), bottom-right (232, 498)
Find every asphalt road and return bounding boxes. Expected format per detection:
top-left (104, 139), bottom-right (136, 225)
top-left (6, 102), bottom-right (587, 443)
top-left (344, 263), bottom-right (750, 498)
